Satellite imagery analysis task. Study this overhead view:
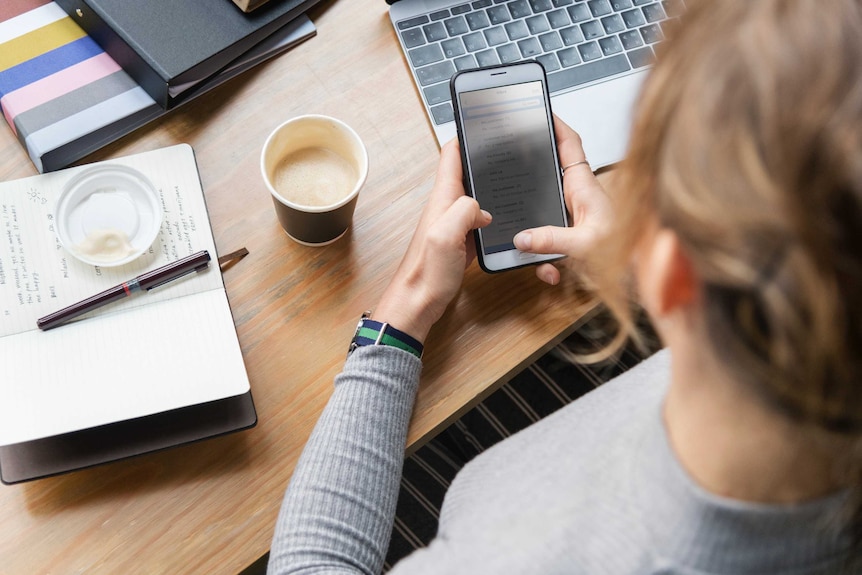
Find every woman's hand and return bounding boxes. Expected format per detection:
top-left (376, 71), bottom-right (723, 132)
top-left (513, 116), bottom-right (614, 285)
top-left (373, 139), bottom-right (492, 343)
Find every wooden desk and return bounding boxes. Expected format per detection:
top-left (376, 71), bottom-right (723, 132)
top-left (0, 2), bottom-right (596, 573)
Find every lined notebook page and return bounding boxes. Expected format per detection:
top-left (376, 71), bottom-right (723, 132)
top-left (1, 290), bottom-right (248, 445)
top-left (0, 143), bottom-right (221, 338)
top-left (0, 144), bottom-right (249, 446)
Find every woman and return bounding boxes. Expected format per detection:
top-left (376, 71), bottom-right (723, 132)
top-left (268, 1), bottom-right (862, 573)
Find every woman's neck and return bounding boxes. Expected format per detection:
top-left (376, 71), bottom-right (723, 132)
top-left (662, 329), bottom-right (850, 504)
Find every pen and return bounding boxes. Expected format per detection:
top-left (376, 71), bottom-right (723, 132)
top-left (37, 250), bottom-right (211, 331)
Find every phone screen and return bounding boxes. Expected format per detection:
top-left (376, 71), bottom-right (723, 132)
top-left (459, 80), bottom-right (565, 254)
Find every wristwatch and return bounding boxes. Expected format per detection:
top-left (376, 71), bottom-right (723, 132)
top-left (348, 311), bottom-right (424, 359)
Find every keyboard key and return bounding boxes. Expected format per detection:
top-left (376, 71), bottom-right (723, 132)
top-left (484, 25), bottom-right (509, 45)
top-left (454, 53), bottom-right (479, 70)
top-left (610, 0), bottom-right (633, 9)
top-left (423, 22), bottom-right (448, 42)
top-left (547, 8), bottom-right (570, 28)
top-left (430, 10), bottom-right (451, 21)
top-left (487, 5), bottom-right (512, 24)
top-left (497, 42), bottom-right (522, 63)
top-left (460, 54), bottom-right (479, 72)
top-left (423, 82), bottom-right (451, 105)
top-left (627, 45), bottom-right (653, 67)
top-left (527, 14), bottom-right (551, 34)
top-left (640, 23), bottom-right (663, 43)
top-left (547, 52), bottom-right (630, 92)
top-left (560, 25), bottom-right (585, 45)
top-left (409, 43), bottom-right (444, 67)
top-left (466, 11), bottom-right (491, 30)
top-left (588, 0), bottom-right (612, 17)
top-left (463, 31), bottom-right (488, 51)
top-left (539, 31), bottom-right (564, 51)
top-left (633, 0), bottom-right (654, 5)
top-left (401, 28), bottom-right (426, 48)
top-left (398, 15), bottom-right (430, 30)
top-left (445, 54), bottom-right (479, 71)
top-left (598, 35), bottom-right (623, 55)
top-left (601, 13), bottom-right (625, 33)
top-left (577, 40), bottom-right (602, 61)
top-left (553, 0), bottom-right (574, 6)
top-left (445, 15), bottom-right (470, 35)
top-left (508, 0), bottom-right (532, 19)
top-left (505, 19), bottom-right (531, 40)
top-left (473, 0), bottom-right (493, 7)
top-left (442, 37), bottom-right (467, 57)
top-left (643, 3), bottom-right (666, 22)
top-left (557, 46), bottom-right (581, 67)
top-left (451, 3), bottom-right (472, 14)
top-left (430, 103), bottom-right (455, 125)
top-left (416, 60), bottom-right (456, 86)
top-left (518, 37), bottom-right (542, 57)
top-left (619, 29), bottom-right (643, 49)
top-left (621, 8), bottom-right (646, 28)
top-left (530, 0), bottom-right (554, 12)
top-left (476, 48), bottom-right (502, 66)
top-left (567, 4), bottom-right (591, 22)
top-left (581, 20), bottom-right (604, 39)
top-left (536, 52), bottom-right (561, 72)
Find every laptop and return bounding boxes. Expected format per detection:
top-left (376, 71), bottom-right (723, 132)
top-left (388, 0), bottom-right (683, 170)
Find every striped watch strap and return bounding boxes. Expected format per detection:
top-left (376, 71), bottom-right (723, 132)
top-left (349, 315), bottom-right (423, 359)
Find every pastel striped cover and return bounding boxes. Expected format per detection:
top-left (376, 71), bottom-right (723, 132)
top-left (0, 0), bottom-right (159, 172)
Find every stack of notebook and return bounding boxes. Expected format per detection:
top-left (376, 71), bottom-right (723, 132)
top-left (0, 0), bottom-right (319, 173)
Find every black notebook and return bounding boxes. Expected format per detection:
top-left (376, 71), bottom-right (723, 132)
top-left (0, 392), bottom-right (256, 484)
top-left (54, 0), bottom-right (321, 108)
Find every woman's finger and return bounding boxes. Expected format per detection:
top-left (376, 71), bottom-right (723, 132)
top-left (553, 115), bottom-right (588, 170)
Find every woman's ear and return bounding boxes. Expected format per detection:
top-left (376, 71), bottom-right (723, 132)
top-left (636, 228), bottom-right (699, 318)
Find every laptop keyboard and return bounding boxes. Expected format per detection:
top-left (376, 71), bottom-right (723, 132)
top-left (395, 0), bottom-right (684, 126)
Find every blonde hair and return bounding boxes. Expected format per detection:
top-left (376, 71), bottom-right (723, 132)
top-left (595, 0), bottom-right (862, 550)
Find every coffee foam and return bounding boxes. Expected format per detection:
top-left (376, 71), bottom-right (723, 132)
top-left (273, 147), bottom-right (358, 208)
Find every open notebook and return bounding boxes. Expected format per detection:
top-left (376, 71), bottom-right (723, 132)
top-left (0, 144), bottom-right (255, 483)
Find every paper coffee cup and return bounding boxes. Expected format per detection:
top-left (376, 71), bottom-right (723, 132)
top-left (261, 115), bottom-right (368, 246)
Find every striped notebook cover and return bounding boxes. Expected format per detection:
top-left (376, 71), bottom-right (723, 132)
top-left (0, 0), bottom-right (316, 174)
top-left (0, 0), bottom-right (161, 173)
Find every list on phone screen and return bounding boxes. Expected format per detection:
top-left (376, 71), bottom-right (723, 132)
top-left (460, 81), bottom-right (564, 254)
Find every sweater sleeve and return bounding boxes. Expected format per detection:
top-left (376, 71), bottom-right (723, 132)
top-left (267, 345), bottom-right (423, 575)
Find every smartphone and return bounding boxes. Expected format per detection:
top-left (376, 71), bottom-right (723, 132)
top-left (450, 61), bottom-right (568, 273)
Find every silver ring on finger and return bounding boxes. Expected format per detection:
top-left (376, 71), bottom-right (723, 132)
top-left (561, 159), bottom-right (590, 173)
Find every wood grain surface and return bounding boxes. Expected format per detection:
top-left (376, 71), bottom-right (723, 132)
top-left (0, 2), bottom-right (598, 573)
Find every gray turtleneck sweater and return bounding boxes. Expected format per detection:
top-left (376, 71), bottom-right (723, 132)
top-left (268, 346), bottom-right (852, 574)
